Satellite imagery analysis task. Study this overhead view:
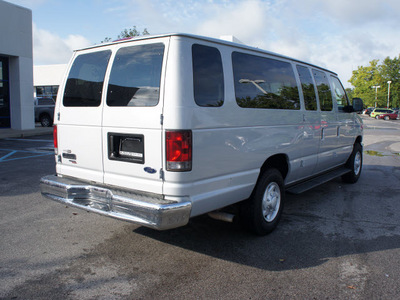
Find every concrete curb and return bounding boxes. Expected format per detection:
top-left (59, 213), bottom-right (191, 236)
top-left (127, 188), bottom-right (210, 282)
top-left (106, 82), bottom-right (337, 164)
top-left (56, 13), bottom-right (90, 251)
top-left (0, 126), bottom-right (53, 139)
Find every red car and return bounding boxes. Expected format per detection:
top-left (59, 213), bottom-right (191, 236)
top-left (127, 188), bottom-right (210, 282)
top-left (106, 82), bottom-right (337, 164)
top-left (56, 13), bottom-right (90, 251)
top-left (377, 110), bottom-right (399, 120)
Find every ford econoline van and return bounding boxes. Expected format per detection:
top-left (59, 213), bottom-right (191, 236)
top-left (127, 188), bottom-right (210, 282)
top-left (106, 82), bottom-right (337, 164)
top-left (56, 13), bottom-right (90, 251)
top-left (40, 33), bottom-right (363, 235)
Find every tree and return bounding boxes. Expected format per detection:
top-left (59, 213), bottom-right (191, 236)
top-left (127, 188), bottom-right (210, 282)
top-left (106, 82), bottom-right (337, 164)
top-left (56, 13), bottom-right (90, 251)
top-left (101, 26), bottom-right (149, 43)
top-left (348, 56), bottom-right (400, 108)
top-left (348, 60), bottom-right (382, 107)
top-left (379, 56), bottom-right (400, 108)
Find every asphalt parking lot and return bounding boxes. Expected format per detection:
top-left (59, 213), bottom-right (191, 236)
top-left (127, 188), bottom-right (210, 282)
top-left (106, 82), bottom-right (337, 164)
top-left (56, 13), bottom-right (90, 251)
top-left (1, 115), bottom-right (399, 299)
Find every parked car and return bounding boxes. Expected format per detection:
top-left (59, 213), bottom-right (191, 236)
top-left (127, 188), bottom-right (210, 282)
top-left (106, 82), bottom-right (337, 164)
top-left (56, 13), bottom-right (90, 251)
top-left (40, 33), bottom-right (363, 236)
top-left (377, 110), bottom-right (399, 120)
top-left (363, 107), bottom-right (374, 115)
top-left (370, 108), bottom-right (396, 119)
top-left (34, 97), bottom-right (55, 127)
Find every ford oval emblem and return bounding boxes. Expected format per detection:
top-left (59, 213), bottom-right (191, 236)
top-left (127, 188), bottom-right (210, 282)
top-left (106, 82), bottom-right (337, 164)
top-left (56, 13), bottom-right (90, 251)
top-left (144, 167), bottom-right (157, 174)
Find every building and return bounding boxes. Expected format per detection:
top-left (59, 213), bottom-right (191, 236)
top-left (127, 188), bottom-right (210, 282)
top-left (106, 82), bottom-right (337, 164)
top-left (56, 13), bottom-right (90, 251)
top-left (34, 64), bottom-right (67, 99)
top-left (0, 0), bottom-right (34, 129)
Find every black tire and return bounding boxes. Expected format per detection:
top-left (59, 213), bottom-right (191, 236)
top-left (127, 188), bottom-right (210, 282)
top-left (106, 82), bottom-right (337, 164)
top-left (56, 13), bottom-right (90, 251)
top-left (384, 116), bottom-right (389, 121)
top-left (342, 143), bottom-right (363, 184)
top-left (375, 115), bottom-right (379, 119)
top-left (240, 168), bottom-right (284, 235)
top-left (40, 114), bottom-right (53, 127)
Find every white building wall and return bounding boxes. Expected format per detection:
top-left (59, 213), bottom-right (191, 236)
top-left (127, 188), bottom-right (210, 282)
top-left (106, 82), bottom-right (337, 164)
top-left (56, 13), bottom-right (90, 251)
top-left (34, 64), bottom-right (67, 87)
top-left (0, 0), bottom-right (33, 130)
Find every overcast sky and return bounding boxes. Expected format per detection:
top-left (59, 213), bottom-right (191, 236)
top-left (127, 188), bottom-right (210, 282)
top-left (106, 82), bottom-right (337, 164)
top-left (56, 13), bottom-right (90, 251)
top-left (7, 0), bottom-right (400, 87)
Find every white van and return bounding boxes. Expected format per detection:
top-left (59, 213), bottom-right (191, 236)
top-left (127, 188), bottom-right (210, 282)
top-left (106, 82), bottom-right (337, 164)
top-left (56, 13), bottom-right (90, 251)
top-left (40, 33), bottom-right (363, 235)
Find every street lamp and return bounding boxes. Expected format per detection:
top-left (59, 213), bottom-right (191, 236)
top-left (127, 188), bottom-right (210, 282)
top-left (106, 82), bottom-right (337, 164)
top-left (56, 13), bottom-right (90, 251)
top-left (239, 79), bottom-right (268, 94)
top-left (387, 81), bottom-right (392, 108)
top-left (371, 85), bottom-right (381, 107)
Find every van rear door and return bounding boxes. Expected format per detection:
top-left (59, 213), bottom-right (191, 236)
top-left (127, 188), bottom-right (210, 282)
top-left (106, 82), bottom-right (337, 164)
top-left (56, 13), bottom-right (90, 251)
top-left (102, 39), bottom-right (168, 194)
top-left (57, 49), bottom-right (112, 183)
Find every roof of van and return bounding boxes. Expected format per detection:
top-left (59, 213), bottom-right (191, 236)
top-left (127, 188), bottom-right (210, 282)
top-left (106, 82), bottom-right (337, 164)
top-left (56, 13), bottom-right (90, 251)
top-left (77, 33), bottom-right (337, 75)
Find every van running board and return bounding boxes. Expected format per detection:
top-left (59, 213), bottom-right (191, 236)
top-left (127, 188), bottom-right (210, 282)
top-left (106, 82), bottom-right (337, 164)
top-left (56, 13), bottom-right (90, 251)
top-left (286, 167), bottom-right (351, 194)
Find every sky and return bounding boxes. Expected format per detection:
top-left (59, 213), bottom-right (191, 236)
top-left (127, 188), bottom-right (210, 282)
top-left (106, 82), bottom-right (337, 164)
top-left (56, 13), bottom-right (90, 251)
top-left (6, 0), bottom-right (400, 88)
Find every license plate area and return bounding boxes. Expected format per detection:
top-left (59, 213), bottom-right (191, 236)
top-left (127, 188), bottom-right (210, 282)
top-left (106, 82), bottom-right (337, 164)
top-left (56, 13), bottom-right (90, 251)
top-left (108, 133), bottom-right (144, 164)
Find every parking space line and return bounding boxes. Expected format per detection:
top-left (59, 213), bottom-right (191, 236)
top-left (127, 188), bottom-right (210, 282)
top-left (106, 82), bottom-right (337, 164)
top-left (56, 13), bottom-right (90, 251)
top-left (0, 148), bottom-right (53, 163)
top-left (4, 138), bottom-right (52, 142)
top-left (0, 151), bottom-right (17, 162)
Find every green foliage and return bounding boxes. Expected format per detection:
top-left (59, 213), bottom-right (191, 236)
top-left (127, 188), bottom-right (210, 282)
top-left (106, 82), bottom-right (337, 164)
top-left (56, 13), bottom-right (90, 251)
top-left (348, 56), bottom-right (400, 108)
top-left (117, 26), bottom-right (150, 39)
top-left (101, 26), bottom-right (150, 43)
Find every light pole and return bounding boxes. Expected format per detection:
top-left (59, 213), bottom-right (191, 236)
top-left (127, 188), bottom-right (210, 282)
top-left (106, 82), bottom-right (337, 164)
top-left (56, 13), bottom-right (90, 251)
top-left (239, 79), bottom-right (268, 94)
top-left (387, 81), bottom-right (392, 108)
top-left (372, 85), bottom-right (381, 107)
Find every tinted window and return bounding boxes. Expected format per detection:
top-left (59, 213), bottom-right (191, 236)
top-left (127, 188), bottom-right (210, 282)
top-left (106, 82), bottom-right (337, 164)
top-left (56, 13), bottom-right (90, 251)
top-left (107, 43), bottom-right (164, 107)
top-left (232, 52), bottom-right (300, 110)
top-left (313, 70), bottom-right (332, 111)
top-left (192, 44), bottom-right (224, 107)
top-left (63, 51), bottom-right (111, 107)
top-left (296, 65), bottom-right (317, 110)
top-left (37, 98), bottom-right (55, 106)
top-left (330, 76), bottom-right (349, 111)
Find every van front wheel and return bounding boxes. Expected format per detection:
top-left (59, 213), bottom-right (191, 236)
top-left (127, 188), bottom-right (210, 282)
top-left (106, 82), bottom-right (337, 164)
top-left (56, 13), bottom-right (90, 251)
top-left (240, 168), bottom-right (284, 235)
top-left (342, 143), bottom-right (362, 184)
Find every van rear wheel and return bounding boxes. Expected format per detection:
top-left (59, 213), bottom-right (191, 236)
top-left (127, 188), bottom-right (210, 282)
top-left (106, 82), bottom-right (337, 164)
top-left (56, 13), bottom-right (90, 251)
top-left (240, 168), bottom-right (284, 235)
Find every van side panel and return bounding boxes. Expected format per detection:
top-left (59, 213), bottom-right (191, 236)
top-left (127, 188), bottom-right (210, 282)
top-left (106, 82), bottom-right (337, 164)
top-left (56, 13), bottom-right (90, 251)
top-left (163, 38), bottom-right (318, 217)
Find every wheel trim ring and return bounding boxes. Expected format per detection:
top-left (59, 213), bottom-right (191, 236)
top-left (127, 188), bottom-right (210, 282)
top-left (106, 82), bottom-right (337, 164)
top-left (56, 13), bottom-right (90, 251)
top-left (262, 182), bottom-right (281, 222)
top-left (354, 151), bottom-right (361, 176)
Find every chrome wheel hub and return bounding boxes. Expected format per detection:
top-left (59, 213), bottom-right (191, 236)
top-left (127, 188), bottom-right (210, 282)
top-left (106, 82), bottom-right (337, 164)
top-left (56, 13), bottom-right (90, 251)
top-left (354, 151), bottom-right (361, 176)
top-left (262, 182), bottom-right (281, 222)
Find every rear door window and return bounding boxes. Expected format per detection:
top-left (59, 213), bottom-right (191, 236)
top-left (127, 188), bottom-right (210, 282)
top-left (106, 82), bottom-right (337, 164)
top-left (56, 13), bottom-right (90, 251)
top-left (107, 43), bottom-right (164, 107)
top-left (232, 52), bottom-right (300, 110)
top-left (63, 50), bottom-right (111, 107)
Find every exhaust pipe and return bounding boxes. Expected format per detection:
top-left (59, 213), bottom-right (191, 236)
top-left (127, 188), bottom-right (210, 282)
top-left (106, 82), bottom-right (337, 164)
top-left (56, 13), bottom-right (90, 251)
top-left (208, 211), bottom-right (235, 223)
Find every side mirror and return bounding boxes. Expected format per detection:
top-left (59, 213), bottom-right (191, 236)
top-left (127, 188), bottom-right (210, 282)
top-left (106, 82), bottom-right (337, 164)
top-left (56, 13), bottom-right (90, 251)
top-left (352, 98), bottom-right (364, 113)
top-left (343, 105), bottom-right (355, 113)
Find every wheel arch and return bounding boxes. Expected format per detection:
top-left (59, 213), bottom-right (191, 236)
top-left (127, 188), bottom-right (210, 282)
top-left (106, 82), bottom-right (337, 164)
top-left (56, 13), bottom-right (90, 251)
top-left (259, 154), bottom-right (289, 181)
top-left (39, 112), bottom-right (51, 119)
top-left (355, 135), bottom-right (362, 146)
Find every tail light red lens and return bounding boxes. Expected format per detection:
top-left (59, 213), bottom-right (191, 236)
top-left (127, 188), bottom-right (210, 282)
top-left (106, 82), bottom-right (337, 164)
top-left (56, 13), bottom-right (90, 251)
top-left (166, 130), bottom-right (192, 171)
top-left (53, 125), bottom-right (58, 153)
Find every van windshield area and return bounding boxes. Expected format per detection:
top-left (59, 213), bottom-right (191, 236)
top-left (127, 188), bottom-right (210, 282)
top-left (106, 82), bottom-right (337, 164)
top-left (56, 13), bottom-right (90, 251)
top-left (107, 43), bottom-right (164, 107)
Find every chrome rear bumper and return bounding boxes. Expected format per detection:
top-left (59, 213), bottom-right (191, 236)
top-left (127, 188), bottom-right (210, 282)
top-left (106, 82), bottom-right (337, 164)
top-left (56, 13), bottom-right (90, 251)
top-left (40, 175), bottom-right (191, 230)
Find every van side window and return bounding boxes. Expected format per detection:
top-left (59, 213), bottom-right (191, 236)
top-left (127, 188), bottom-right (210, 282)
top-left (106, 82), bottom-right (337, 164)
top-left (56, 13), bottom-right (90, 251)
top-left (232, 52), bottom-right (300, 110)
top-left (330, 76), bottom-right (349, 111)
top-left (107, 43), bottom-right (164, 107)
top-left (192, 44), bottom-right (224, 107)
top-left (63, 50), bottom-right (111, 107)
top-left (296, 65), bottom-right (317, 111)
top-left (312, 70), bottom-right (332, 111)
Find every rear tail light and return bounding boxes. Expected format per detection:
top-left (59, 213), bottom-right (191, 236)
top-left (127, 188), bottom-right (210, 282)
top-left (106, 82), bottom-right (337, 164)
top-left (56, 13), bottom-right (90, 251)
top-left (53, 125), bottom-right (58, 154)
top-left (166, 130), bottom-right (192, 171)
